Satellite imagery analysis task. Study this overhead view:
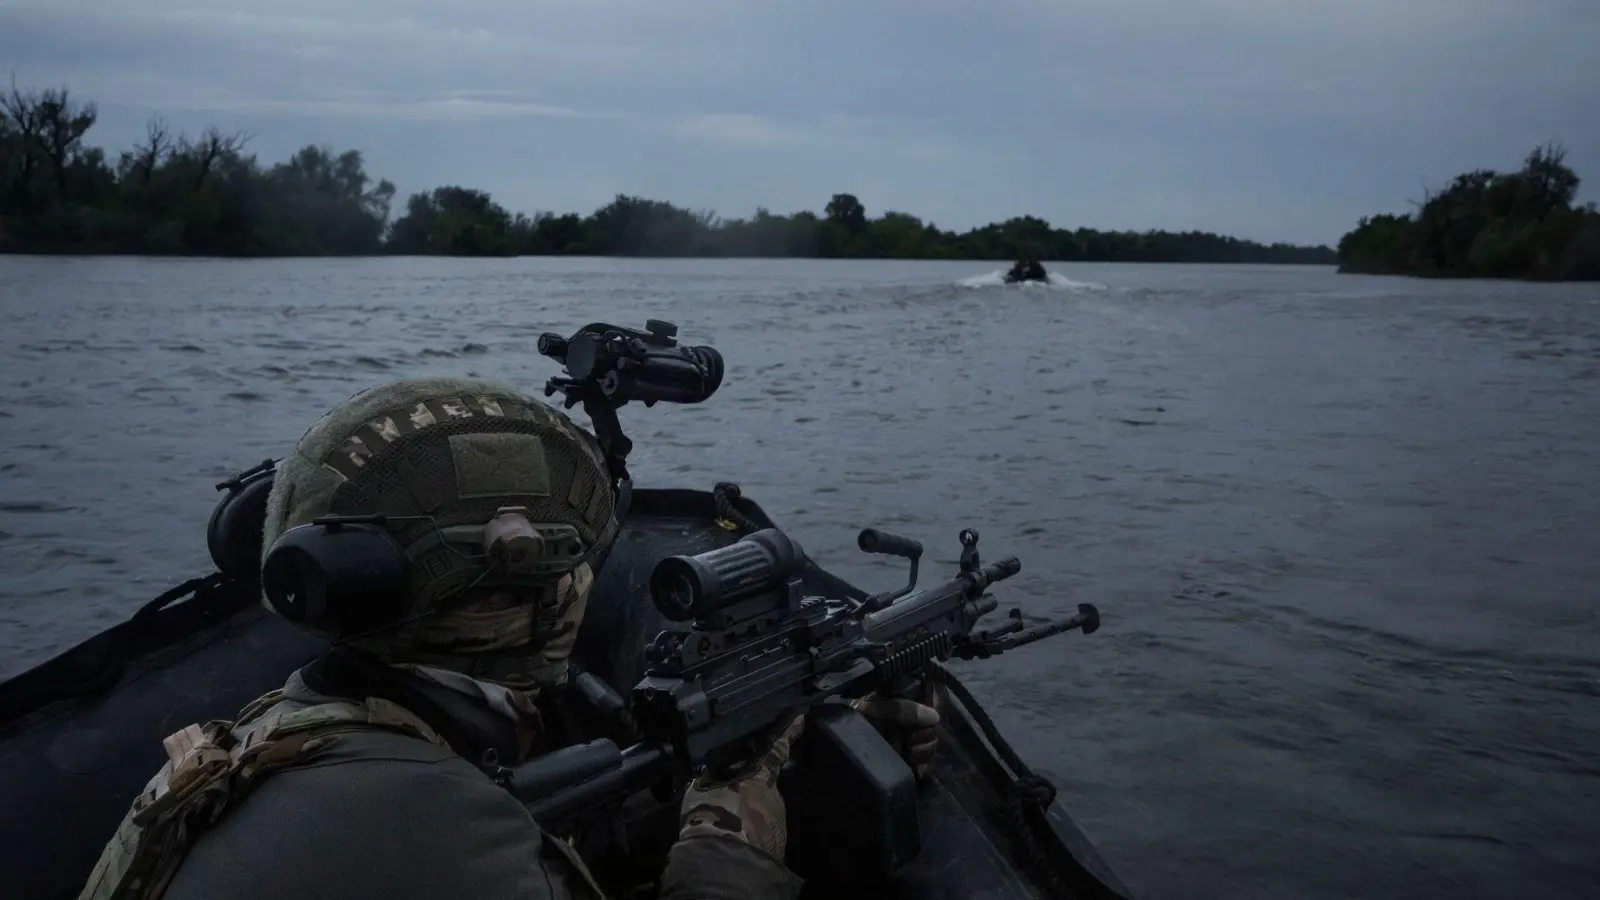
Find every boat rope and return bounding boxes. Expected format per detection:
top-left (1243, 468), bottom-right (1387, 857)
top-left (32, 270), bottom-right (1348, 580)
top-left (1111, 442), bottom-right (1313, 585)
top-left (88, 574), bottom-right (229, 699)
top-left (0, 573), bottom-right (230, 725)
top-left (132, 573), bottom-right (225, 623)
top-left (940, 670), bottom-right (1078, 900)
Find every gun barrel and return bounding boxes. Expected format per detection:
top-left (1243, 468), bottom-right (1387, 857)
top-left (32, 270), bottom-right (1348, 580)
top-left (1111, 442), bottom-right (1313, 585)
top-left (978, 557), bottom-right (1021, 586)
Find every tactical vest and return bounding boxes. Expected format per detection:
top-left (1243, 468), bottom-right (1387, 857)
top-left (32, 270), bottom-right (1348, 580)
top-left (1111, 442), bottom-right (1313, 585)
top-left (77, 689), bottom-right (607, 900)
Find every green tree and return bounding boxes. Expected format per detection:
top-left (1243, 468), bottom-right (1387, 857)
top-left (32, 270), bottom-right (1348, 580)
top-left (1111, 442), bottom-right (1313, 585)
top-left (389, 186), bottom-right (518, 255)
top-left (1337, 143), bottom-right (1598, 281)
top-left (0, 82), bottom-right (1345, 264)
top-left (825, 193), bottom-right (866, 231)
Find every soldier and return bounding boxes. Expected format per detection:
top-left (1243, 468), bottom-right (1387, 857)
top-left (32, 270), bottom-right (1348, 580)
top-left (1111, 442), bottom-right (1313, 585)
top-left (78, 376), bottom-right (937, 900)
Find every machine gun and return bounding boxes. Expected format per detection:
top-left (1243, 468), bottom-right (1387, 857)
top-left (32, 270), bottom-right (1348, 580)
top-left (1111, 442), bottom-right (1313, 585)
top-left (537, 319), bottom-right (724, 518)
top-left (493, 524), bottom-right (1099, 878)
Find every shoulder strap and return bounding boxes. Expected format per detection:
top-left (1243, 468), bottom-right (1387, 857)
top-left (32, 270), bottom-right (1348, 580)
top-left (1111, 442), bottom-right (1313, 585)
top-left (78, 694), bottom-right (450, 900)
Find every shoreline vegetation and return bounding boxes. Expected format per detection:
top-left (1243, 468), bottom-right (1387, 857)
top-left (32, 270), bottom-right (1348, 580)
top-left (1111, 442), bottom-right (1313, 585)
top-left (1336, 144), bottom-right (1600, 282)
top-left (0, 83), bottom-right (1335, 264)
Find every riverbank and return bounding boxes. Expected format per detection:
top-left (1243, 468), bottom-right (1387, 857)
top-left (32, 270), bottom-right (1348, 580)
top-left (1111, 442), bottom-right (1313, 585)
top-left (1335, 144), bottom-right (1600, 282)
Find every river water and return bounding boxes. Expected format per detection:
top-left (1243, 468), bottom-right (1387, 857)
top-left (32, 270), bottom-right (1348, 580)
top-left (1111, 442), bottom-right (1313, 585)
top-left (1, 256), bottom-right (1597, 899)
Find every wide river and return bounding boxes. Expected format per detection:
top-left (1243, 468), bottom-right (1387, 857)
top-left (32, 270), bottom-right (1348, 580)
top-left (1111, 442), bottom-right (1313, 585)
top-left (1, 256), bottom-right (1597, 899)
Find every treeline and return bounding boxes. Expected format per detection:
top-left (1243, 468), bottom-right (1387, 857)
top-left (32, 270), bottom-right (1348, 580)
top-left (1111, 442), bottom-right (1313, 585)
top-left (1, 83), bottom-right (1335, 263)
top-left (386, 189), bottom-right (1335, 262)
top-left (1337, 144), bottom-right (1600, 281)
top-left (0, 86), bottom-right (394, 255)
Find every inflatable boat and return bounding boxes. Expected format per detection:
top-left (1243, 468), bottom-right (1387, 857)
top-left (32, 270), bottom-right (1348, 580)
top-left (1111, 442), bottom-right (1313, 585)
top-left (0, 477), bottom-right (1134, 900)
top-left (0, 313), bottom-right (1134, 899)
top-left (1004, 259), bottom-right (1051, 284)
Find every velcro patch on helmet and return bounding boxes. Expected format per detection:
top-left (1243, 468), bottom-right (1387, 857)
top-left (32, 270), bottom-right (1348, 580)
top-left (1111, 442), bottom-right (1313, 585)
top-left (450, 432), bottom-right (551, 499)
top-left (324, 432), bottom-right (378, 481)
top-left (318, 395), bottom-right (515, 482)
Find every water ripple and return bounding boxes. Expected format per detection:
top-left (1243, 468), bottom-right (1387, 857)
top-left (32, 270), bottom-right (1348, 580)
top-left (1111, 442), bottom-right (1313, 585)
top-left (1, 257), bottom-right (1598, 900)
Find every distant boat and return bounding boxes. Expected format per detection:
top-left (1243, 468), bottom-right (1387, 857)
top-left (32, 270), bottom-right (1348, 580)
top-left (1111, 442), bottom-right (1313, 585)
top-left (1003, 259), bottom-right (1049, 284)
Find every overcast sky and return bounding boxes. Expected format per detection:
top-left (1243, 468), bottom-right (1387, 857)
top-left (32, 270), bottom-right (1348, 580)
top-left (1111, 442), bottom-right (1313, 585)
top-left (2, 0), bottom-right (1595, 245)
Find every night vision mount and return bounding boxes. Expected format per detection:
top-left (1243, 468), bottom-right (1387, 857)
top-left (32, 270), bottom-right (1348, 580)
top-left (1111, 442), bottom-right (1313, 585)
top-left (538, 319), bottom-right (724, 517)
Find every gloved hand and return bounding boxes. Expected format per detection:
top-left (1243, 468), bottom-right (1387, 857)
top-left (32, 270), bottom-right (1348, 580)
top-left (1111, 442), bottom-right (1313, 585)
top-left (849, 677), bottom-right (941, 781)
top-left (678, 713), bottom-right (806, 861)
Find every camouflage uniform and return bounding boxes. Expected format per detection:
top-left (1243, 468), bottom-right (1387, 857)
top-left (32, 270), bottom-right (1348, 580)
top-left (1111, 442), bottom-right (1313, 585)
top-left (76, 377), bottom-right (803, 900)
top-left (678, 715), bottom-right (806, 859)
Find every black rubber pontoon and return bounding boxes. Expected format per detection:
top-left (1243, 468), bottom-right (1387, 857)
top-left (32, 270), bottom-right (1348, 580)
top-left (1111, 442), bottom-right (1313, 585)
top-left (0, 485), bottom-right (1132, 900)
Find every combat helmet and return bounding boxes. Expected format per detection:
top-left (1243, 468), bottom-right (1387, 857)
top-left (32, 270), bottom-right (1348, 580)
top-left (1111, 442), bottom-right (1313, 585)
top-left (258, 376), bottom-right (618, 686)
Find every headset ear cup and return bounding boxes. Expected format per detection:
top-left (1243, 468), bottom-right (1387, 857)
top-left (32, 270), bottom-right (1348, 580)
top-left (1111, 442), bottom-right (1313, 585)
top-left (261, 523), bottom-right (412, 637)
top-left (206, 467), bottom-right (276, 581)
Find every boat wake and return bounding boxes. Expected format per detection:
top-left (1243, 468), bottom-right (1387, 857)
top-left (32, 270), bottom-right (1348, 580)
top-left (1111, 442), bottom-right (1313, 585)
top-left (957, 269), bottom-right (1108, 292)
